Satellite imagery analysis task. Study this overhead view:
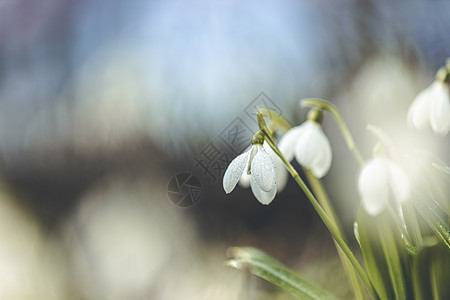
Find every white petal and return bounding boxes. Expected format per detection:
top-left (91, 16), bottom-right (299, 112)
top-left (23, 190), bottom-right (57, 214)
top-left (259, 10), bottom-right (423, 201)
top-left (293, 121), bottom-right (317, 168)
top-left (250, 145), bottom-right (276, 192)
top-left (250, 176), bottom-right (277, 205)
top-left (278, 125), bottom-right (303, 161)
top-left (222, 150), bottom-right (249, 193)
top-left (358, 158), bottom-right (389, 216)
top-left (294, 121), bottom-right (332, 178)
top-left (407, 85), bottom-right (432, 130)
top-left (430, 82), bottom-right (450, 136)
top-left (387, 161), bottom-right (410, 204)
top-left (264, 142), bottom-right (289, 192)
top-left (309, 129), bottom-right (332, 178)
top-left (274, 155), bottom-right (289, 192)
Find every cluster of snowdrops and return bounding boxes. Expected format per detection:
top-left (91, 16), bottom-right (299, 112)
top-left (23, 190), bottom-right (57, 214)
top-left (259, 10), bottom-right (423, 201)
top-left (223, 60), bottom-right (450, 300)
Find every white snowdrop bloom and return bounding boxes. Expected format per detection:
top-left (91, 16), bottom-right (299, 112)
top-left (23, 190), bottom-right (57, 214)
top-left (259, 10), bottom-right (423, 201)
top-left (407, 81), bottom-right (450, 136)
top-left (239, 142), bottom-right (288, 193)
top-left (358, 157), bottom-right (410, 216)
top-left (278, 120), bottom-right (332, 178)
top-left (223, 144), bottom-right (277, 205)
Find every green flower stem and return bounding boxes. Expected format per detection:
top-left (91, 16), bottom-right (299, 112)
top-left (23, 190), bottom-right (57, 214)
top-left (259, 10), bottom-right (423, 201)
top-left (301, 98), bottom-right (364, 167)
top-left (303, 170), bottom-right (344, 234)
top-left (257, 113), bottom-right (378, 300)
top-left (304, 170), bottom-right (368, 300)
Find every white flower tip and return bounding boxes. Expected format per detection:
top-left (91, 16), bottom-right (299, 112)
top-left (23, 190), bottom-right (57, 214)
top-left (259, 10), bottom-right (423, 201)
top-left (250, 177), bottom-right (276, 205)
top-left (223, 178), bottom-right (234, 194)
top-left (362, 196), bottom-right (385, 216)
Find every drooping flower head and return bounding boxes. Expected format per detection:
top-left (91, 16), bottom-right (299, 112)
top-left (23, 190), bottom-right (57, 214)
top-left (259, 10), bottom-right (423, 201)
top-left (407, 67), bottom-right (450, 136)
top-left (358, 146), bottom-right (410, 216)
top-left (278, 108), bottom-right (332, 178)
top-left (239, 141), bottom-right (289, 193)
top-left (223, 131), bottom-right (277, 205)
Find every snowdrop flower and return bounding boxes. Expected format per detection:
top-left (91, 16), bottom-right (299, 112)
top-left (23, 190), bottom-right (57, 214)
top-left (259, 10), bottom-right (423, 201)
top-left (407, 80), bottom-right (450, 136)
top-left (358, 155), bottom-right (410, 216)
top-left (223, 135), bottom-right (277, 205)
top-left (239, 142), bottom-right (288, 193)
top-left (278, 109), bottom-right (332, 178)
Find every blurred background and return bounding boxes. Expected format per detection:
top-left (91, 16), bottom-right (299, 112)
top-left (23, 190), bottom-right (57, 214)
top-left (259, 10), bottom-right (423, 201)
top-left (0, 0), bottom-right (449, 299)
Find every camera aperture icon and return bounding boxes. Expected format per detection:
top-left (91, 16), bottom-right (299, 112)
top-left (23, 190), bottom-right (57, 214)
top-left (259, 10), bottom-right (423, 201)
top-left (167, 173), bottom-right (202, 208)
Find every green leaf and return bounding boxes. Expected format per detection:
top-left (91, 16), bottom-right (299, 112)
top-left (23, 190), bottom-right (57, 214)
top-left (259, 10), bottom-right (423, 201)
top-left (411, 192), bottom-right (450, 251)
top-left (357, 209), bottom-right (413, 300)
top-left (354, 222), bottom-right (361, 248)
top-left (412, 240), bottom-right (450, 300)
top-left (225, 247), bottom-right (340, 300)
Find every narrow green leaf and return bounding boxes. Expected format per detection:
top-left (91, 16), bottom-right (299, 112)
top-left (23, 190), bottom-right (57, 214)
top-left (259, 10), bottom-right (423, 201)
top-left (225, 247), bottom-right (340, 300)
top-left (412, 241), bottom-right (450, 300)
top-left (377, 221), bottom-right (407, 300)
top-left (402, 201), bottom-right (423, 251)
top-left (357, 209), bottom-right (413, 300)
top-left (411, 192), bottom-right (450, 251)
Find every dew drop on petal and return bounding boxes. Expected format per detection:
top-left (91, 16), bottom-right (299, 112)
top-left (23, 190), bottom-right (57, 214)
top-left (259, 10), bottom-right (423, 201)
top-left (251, 146), bottom-right (276, 192)
top-left (263, 142), bottom-right (288, 192)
